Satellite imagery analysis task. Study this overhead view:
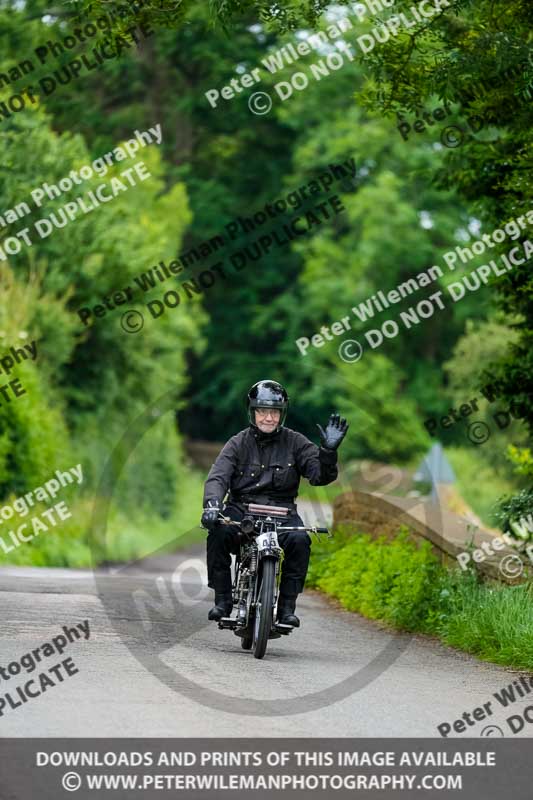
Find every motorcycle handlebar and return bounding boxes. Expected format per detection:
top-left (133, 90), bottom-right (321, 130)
top-left (276, 525), bottom-right (330, 532)
top-left (216, 515), bottom-right (330, 535)
top-left (217, 515), bottom-right (240, 526)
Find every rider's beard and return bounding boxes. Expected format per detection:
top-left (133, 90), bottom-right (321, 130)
top-left (257, 422), bottom-right (276, 432)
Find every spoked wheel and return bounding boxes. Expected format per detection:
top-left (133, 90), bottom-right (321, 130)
top-left (252, 557), bottom-right (276, 659)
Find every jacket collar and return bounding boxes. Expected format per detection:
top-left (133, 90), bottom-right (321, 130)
top-left (249, 424), bottom-right (282, 445)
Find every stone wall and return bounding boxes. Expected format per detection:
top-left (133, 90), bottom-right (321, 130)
top-left (332, 490), bottom-right (529, 585)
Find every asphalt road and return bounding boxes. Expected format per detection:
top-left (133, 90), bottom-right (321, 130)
top-left (0, 501), bottom-right (531, 738)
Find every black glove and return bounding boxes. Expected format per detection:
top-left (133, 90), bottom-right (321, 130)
top-left (201, 499), bottom-right (220, 530)
top-left (316, 412), bottom-right (349, 451)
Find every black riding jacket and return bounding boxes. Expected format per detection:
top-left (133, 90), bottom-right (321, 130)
top-left (203, 426), bottom-right (338, 507)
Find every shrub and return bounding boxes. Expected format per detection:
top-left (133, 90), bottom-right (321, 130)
top-left (492, 488), bottom-right (533, 542)
top-left (308, 526), bottom-right (445, 630)
top-left (308, 525), bottom-right (533, 670)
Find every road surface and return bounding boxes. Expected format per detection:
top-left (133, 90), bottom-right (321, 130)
top-left (0, 500), bottom-right (530, 738)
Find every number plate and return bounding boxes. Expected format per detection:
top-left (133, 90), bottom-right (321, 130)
top-left (257, 531), bottom-right (278, 551)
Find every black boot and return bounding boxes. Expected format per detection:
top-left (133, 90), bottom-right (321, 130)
top-left (208, 591), bottom-right (233, 621)
top-left (276, 593), bottom-right (300, 627)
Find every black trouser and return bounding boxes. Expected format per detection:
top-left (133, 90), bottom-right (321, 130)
top-left (206, 502), bottom-right (311, 598)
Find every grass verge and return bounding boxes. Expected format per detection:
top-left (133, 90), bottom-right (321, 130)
top-left (307, 525), bottom-right (533, 670)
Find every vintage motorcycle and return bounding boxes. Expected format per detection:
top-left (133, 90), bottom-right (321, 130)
top-left (214, 502), bottom-right (331, 659)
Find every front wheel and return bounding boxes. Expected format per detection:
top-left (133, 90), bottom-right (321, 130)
top-left (253, 557), bottom-right (276, 659)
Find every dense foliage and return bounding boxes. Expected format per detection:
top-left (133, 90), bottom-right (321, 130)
top-left (308, 525), bottom-right (533, 668)
top-left (0, 0), bottom-right (530, 564)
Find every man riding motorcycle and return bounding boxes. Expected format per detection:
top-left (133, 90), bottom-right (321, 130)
top-left (201, 380), bottom-right (348, 627)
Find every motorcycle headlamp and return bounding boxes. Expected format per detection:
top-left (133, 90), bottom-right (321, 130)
top-left (241, 516), bottom-right (255, 535)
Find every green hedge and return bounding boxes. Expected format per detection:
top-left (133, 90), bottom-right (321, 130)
top-left (307, 526), bottom-right (533, 670)
top-left (0, 469), bottom-right (206, 568)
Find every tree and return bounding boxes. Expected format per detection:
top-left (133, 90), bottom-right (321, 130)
top-left (0, 101), bottom-right (205, 513)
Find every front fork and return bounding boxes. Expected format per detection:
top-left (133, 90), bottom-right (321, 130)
top-left (234, 545), bottom-right (283, 627)
top-left (253, 541), bottom-right (283, 624)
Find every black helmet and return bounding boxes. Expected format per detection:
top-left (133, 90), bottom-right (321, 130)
top-left (247, 380), bottom-right (289, 433)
